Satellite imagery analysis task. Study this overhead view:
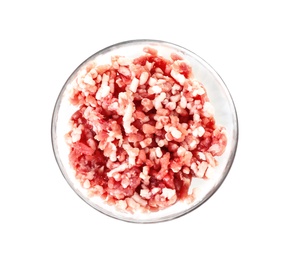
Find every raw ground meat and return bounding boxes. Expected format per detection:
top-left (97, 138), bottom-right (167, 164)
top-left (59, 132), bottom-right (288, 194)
top-left (65, 46), bottom-right (227, 213)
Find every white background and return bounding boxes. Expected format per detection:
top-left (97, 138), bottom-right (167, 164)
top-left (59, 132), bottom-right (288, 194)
top-left (1, 0), bottom-right (295, 259)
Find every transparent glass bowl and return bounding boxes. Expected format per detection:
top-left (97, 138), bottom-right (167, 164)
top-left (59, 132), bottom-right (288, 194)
top-left (51, 39), bottom-right (238, 223)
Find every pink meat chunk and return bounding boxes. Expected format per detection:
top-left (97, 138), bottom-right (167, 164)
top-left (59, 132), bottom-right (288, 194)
top-left (65, 47), bottom-right (227, 213)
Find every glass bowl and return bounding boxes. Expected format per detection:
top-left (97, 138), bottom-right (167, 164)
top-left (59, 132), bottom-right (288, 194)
top-left (51, 39), bottom-right (238, 223)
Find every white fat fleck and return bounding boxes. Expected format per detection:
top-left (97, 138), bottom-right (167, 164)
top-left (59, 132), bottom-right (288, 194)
top-left (153, 92), bottom-right (166, 110)
top-left (161, 188), bottom-right (176, 200)
top-left (179, 95), bottom-right (187, 109)
top-left (100, 73), bottom-right (111, 97)
top-left (129, 77), bottom-right (139, 93)
top-left (100, 85), bottom-right (110, 98)
top-left (83, 74), bottom-right (95, 86)
top-left (203, 102), bottom-right (215, 117)
top-left (196, 126), bottom-right (205, 137)
top-left (123, 103), bottom-right (135, 134)
top-left (121, 178), bottom-right (129, 188)
top-left (86, 171), bottom-right (95, 180)
top-left (101, 73), bottom-right (109, 87)
top-left (110, 150), bottom-right (117, 162)
top-left (83, 179), bottom-right (90, 189)
top-left (151, 85), bottom-right (162, 94)
top-left (196, 88), bottom-right (205, 95)
top-left (170, 70), bottom-right (186, 85)
top-left (96, 74), bottom-right (111, 99)
top-left (196, 161), bottom-right (208, 178)
top-left (157, 139), bottom-right (167, 147)
top-left (198, 152), bottom-right (206, 161)
top-left (95, 90), bottom-right (101, 100)
top-left (139, 71), bottom-right (149, 85)
top-left (116, 200), bottom-right (128, 210)
top-left (107, 163), bottom-right (128, 177)
top-left (71, 125), bottom-right (82, 142)
top-left (193, 114), bottom-right (200, 122)
top-left (122, 143), bottom-right (139, 166)
top-left (177, 146), bottom-right (186, 157)
top-left (155, 147), bottom-right (163, 158)
top-left (166, 101), bottom-right (176, 110)
top-left (78, 68), bottom-right (88, 77)
top-left (148, 77), bottom-right (157, 87)
top-left (165, 132), bottom-right (173, 141)
top-left (151, 187), bottom-right (161, 194)
top-left (140, 189), bottom-right (150, 199)
top-left (191, 80), bottom-right (205, 96)
top-left (117, 57), bottom-right (132, 66)
top-left (145, 61), bottom-right (154, 71)
top-left (170, 126), bottom-right (182, 139)
top-left (142, 166), bottom-right (149, 175)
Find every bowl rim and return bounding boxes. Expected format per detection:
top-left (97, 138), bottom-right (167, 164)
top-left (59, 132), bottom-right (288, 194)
top-left (51, 38), bottom-right (239, 224)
